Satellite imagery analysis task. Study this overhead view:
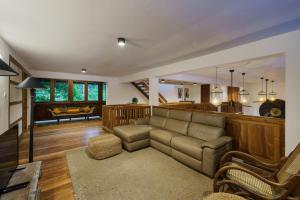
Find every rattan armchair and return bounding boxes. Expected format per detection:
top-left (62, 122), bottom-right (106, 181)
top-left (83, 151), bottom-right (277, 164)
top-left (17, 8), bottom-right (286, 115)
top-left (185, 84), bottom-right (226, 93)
top-left (214, 143), bottom-right (300, 200)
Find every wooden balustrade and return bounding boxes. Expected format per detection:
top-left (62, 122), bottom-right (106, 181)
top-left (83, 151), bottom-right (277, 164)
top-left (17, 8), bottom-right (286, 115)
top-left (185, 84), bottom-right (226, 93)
top-left (160, 103), bottom-right (217, 112)
top-left (155, 106), bottom-right (285, 163)
top-left (102, 104), bottom-right (151, 132)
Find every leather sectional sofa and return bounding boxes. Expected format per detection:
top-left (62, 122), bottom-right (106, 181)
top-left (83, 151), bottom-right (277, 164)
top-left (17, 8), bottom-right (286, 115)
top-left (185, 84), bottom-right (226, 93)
top-left (113, 107), bottom-right (232, 177)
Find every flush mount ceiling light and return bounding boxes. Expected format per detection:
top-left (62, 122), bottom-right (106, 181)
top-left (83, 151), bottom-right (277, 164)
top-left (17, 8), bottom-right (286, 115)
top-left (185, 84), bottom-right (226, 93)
top-left (239, 72), bottom-right (250, 104)
top-left (161, 79), bottom-right (165, 83)
top-left (81, 68), bottom-right (87, 73)
top-left (210, 67), bottom-right (223, 106)
top-left (193, 83), bottom-right (197, 86)
top-left (117, 38), bottom-right (126, 47)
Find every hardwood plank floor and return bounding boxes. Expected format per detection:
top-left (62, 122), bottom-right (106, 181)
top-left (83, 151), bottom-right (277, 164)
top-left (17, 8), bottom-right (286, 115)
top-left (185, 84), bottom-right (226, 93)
top-left (19, 119), bottom-right (105, 200)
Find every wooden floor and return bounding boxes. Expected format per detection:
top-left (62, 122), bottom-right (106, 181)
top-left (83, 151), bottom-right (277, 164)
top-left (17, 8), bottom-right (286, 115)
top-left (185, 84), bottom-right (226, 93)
top-left (19, 119), bottom-right (105, 200)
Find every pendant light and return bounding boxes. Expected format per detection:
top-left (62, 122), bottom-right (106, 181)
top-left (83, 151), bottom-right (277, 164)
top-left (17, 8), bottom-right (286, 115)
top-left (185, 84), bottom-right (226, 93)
top-left (268, 80), bottom-right (277, 101)
top-left (239, 73), bottom-right (250, 104)
top-left (258, 77), bottom-right (266, 102)
top-left (210, 67), bottom-right (223, 106)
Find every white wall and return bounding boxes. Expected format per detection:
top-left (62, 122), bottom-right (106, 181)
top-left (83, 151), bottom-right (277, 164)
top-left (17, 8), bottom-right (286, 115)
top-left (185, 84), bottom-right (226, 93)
top-left (0, 37), bottom-right (30, 135)
top-left (159, 84), bottom-right (201, 103)
top-left (120, 30), bottom-right (300, 155)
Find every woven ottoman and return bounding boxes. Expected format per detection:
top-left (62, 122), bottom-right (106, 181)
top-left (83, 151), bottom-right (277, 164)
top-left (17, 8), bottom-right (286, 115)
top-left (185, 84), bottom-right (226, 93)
top-left (204, 192), bottom-right (246, 200)
top-left (88, 134), bottom-right (122, 159)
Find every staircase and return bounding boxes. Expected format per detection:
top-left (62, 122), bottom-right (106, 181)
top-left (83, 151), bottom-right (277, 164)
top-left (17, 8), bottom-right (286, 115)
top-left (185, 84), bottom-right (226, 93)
top-left (132, 80), bottom-right (167, 104)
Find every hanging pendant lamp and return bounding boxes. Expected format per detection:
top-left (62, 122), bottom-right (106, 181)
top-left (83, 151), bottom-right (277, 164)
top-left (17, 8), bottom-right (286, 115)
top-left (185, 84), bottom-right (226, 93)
top-left (268, 80), bottom-right (277, 101)
top-left (258, 77), bottom-right (266, 102)
top-left (239, 72), bottom-right (250, 104)
top-left (228, 69), bottom-right (235, 106)
top-left (210, 67), bottom-right (223, 106)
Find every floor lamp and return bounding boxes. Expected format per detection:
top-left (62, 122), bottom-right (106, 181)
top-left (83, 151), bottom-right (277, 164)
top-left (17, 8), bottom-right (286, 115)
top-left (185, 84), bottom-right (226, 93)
top-left (17, 77), bottom-right (44, 163)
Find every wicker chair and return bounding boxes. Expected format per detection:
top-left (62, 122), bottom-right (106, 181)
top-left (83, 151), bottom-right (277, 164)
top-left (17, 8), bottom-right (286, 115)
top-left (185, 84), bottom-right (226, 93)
top-left (214, 143), bottom-right (300, 200)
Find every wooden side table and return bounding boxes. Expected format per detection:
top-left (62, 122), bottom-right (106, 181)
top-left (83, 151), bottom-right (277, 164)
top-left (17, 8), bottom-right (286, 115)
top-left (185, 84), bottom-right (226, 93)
top-left (0, 161), bottom-right (42, 200)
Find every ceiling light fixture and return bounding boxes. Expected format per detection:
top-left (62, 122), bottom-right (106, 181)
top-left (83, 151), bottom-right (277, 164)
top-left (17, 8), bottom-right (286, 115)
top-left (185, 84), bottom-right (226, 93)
top-left (161, 79), bottom-right (165, 83)
top-left (117, 38), bottom-right (126, 47)
top-left (239, 73), bottom-right (250, 104)
top-left (81, 68), bottom-right (87, 73)
top-left (269, 80), bottom-right (277, 101)
top-left (258, 77), bottom-right (266, 102)
top-left (193, 83), bottom-right (197, 86)
top-left (210, 67), bottom-right (223, 106)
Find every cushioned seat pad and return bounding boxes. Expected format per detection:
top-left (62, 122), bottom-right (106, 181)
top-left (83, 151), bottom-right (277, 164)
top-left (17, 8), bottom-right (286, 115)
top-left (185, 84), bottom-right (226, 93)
top-left (113, 125), bottom-right (152, 143)
top-left (171, 136), bottom-right (205, 160)
top-left (150, 129), bottom-right (181, 146)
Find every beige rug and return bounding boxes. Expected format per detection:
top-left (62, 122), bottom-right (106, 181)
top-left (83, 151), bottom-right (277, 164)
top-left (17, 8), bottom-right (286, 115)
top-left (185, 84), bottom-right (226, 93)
top-left (66, 147), bottom-right (213, 200)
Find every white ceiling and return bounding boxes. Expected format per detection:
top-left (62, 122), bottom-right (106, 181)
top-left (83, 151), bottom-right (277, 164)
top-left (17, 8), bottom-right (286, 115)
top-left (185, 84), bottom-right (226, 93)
top-left (184, 55), bottom-right (285, 84)
top-left (0, 0), bottom-right (299, 77)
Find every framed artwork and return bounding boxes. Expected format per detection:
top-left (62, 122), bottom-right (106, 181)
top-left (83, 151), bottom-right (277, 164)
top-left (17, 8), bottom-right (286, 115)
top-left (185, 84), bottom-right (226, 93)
top-left (184, 88), bottom-right (189, 98)
top-left (178, 88), bottom-right (183, 99)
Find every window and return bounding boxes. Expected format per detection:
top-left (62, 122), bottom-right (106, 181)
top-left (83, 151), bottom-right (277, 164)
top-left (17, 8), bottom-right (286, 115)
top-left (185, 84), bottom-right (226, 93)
top-left (102, 82), bottom-right (107, 102)
top-left (73, 82), bottom-right (85, 101)
top-left (35, 79), bottom-right (50, 102)
top-left (88, 83), bottom-right (98, 101)
top-left (54, 80), bottom-right (68, 101)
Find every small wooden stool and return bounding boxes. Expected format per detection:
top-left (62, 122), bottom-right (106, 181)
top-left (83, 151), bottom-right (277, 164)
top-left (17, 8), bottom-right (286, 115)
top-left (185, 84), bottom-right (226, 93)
top-left (88, 134), bottom-right (122, 159)
top-left (204, 192), bottom-right (246, 200)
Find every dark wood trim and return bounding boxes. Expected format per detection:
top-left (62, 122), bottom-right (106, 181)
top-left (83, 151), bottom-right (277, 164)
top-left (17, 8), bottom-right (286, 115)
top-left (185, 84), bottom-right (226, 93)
top-left (10, 117), bottom-right (22, 128)
top-left (10, 79), bottom-right (20, 85)
top-left (10, 101), bottom-right (22, 106)
top-left (9, 55), bottom-right (31, 75)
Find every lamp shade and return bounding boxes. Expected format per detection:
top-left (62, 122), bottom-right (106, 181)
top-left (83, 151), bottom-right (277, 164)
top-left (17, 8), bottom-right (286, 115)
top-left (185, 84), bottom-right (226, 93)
top-left (16, 77), bottom-right (45, 89)
top-left (0, 59), bottom-right (18, 76)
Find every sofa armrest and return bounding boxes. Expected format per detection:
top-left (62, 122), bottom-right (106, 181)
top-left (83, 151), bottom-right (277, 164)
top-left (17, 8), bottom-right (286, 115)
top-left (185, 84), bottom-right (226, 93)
top-left (201, 136), bottom-right (232, 177)
top-left (201, 136), bottom-right (232, 149)
top-left (48, 109), bottom-right (57, 117)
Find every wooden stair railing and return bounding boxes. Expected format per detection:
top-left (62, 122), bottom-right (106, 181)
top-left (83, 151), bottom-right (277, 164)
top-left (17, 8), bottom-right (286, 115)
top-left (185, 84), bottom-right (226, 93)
top-left (131, 80), bottom-right (167, 104)
top-left (102, 104), bottom-right (151, 132)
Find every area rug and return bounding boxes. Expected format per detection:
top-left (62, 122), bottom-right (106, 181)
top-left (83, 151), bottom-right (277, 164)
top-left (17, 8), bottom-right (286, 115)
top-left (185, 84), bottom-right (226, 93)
top-left (66, 147), bottom-right (213, 200)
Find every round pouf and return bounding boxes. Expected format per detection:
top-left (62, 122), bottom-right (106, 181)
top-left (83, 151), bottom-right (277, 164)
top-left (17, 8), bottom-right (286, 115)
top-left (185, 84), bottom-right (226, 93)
top-left (88, 134), bottom-right (122, 159)
top-left (204, 192), bottom-right (246, 200)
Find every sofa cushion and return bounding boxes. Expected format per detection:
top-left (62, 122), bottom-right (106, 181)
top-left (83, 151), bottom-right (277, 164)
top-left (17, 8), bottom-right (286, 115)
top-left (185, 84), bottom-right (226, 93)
top-left (152, 107), bottom-right (169, 117)
top-left (113, 125), bottom-right (151, 143)
top-left (171, 136), bottom-right (205, 160)
top-left (149, 116), bottom-right (167, 128)
top-left (150, 129), bottom-right (181, 146)
top-left (169, 110), bottom-right (192, 121)
top-left (188, 122), bottom-right (224, 141)
top-left (165, 119), bottom-right (189, 135)
top-left (192, 112), bottom-right (225, 128)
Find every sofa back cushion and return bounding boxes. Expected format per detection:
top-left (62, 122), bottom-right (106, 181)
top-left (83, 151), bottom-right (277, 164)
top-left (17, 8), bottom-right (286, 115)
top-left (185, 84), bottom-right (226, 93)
top-left (152, 107), bottom-right (169, 117)
top-left (188, 122), bottom-right (224, 141)
top-left (165, 119), bottom-right (189, 135)
top-left (169, 110), bottom-right (192, 121)
top-left (149, 116), bottom-right (167, 128)
top-left (192, 112), bottom-right (225, 128)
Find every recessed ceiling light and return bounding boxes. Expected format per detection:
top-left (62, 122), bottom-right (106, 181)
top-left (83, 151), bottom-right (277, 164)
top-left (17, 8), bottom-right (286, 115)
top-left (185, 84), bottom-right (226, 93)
top-left (81, 68), bottom-right (87, 73)
top-left (118, 38), bottom-right (126, 47)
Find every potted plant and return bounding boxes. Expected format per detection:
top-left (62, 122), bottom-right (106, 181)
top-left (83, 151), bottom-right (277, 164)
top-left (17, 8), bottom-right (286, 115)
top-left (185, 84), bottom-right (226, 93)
top-left (132, 97), bottom-right (138, 104)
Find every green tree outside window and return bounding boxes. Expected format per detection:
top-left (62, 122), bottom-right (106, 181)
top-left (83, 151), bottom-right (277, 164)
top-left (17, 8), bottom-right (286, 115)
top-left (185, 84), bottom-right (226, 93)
top-left (102, 82), bottom-right (107, 102)
top-left (73, 82), bottom-right (85, 101)
top-left (88, 83), bottom-right (98, 101)
top-left (35, 79), bottom-right (50, 102)
top-left (54, 81), bottom-right (68, 101)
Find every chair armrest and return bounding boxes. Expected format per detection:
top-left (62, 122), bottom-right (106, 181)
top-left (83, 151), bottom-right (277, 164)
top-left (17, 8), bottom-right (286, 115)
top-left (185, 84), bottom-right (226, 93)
top-left (201, 136), bottom-right (232, 149)
top-left (220, 150), bottom-right (286, 170)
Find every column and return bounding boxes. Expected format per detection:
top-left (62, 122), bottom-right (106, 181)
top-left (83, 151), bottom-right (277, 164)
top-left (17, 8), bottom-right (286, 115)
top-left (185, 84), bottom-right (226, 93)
top-left (149, 77), bottom-right (159, 106)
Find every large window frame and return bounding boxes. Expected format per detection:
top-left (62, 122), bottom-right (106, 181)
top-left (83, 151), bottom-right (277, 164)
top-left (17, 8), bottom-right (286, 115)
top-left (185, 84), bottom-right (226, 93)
top-left (34, 79), bottom-right (105, 104)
